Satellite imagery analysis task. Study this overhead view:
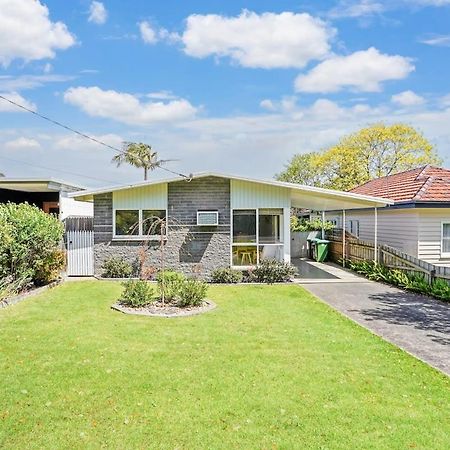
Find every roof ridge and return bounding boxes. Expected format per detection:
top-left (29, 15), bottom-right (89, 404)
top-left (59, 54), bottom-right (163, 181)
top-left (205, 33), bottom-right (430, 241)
top-left (412, 175), bottom-right (434, 200)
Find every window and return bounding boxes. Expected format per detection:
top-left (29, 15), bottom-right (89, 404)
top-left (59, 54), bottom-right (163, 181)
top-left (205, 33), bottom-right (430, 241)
top-left (259, 209), bottom-right (282, 244)
top-left (114, 209), bottom-right (166, 238)
top-left (115, 210), bottom-right (139, 236)
top-left (233, 209), bottom-right (256, 243)
top-left (143, 210), bottom-right (166, 236)
top-left (232, 208), bottom-right (284, 267)
top-left (350, 220), bottom-right (360, 238)
top-left (442, 223), bottom-right (450, 257)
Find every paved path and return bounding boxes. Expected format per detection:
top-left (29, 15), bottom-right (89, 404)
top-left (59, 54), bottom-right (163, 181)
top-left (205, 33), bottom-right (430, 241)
top-left (301, 281), bottom-right (450, 376)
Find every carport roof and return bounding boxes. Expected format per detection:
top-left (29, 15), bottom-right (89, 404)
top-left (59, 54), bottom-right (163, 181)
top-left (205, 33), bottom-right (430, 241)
top-left (69, 172), bottom-right (393, 210)
top-left (0, 178), bottom-right (85, 192)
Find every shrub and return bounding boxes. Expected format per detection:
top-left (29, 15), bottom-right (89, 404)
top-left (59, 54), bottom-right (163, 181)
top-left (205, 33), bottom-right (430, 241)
top-left (0, 275), bottom-right (31, 303)
top-left (102, 256), bottom-right (133, 278)
top-left (252, 259), bottom-right (297, 283)
top-left (120, 279), bottom-right (154, 307)
top-left (291, 216), bottom-right (335, 232)
top-left (34, 249), bottom-right (66, 285)
top-left (210, 267), bottom-right (243, 283)
top-left (430, 279), bottom-right (450, 301)
top-left (0, 202), bottom-right (64, 286)
top-left (177, 278), bottom-right (208, 307)
top-left (156, 270), bottom-right (186, 302)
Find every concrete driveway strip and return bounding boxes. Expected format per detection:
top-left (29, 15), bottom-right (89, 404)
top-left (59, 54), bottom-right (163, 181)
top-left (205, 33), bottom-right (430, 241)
top-left (300, 281), bottom-right (450, 376)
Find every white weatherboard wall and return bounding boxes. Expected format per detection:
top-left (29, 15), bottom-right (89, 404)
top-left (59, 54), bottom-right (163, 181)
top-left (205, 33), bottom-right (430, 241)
top-left (417, 208), bottom-right (450, 267)
top-left (327, 209), bottom-right (419, 257)
top-left (231, 179), bottom-right (291, 262)
top-left (113, 183), bottom-right (168, 209)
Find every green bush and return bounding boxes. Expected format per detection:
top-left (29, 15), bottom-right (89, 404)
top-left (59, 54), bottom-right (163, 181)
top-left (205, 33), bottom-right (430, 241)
top-left (177, 278), bottom-right (208, 307)
top-left (252, 259), bottom-right (297, 283)
top-left (0, 202), bottom-right (64, 286)
top-left (347, 259), bottom-right (450, 302)
top-left (156, 270), bottom-right (186, 302)
top-left (102, 256), bottom-right (133, 278)
top-left (210, 267), bottom-right (243, 283)
top-left (34, 249), bottom-right (66, 285)
top-left (430, 278), bottom-right (450, 301)
top-left (120, 279), bottom-right (154, 307)
top-left (291, 216), bottom-right (335, 232)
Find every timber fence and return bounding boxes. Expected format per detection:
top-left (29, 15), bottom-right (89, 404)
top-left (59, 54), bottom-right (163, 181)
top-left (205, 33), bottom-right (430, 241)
top-left (327, 228), bottom-right (450, 285)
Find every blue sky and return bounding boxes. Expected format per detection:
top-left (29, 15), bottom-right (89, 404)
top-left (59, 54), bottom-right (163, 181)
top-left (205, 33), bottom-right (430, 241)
top-left (1, 0), bottom-right (450, 187)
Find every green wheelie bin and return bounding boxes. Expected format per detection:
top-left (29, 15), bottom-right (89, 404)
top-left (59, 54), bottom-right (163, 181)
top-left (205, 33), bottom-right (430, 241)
top-left (315, 239), bottom-right (330, 262)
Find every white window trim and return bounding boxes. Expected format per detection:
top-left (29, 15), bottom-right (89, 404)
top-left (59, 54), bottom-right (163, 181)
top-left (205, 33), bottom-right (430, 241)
top-left (113, 208), bottom-right (168, 240)
top-left (350, 219), bottom-right (360, 238)
top-left (197, 210), bottom-right (219, 226)
top-left (441, 221), bottom-right (450, 258)
top-left (230, 208), bottom-right (285, 268)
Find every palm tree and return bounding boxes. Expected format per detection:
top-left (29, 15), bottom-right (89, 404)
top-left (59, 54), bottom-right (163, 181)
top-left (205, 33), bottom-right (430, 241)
top-left (112, 142), bottom-right (169, 180)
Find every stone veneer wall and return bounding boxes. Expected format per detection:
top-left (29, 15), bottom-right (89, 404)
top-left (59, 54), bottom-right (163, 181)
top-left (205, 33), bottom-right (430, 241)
top-left (93, 177), bottom-right (231, 278)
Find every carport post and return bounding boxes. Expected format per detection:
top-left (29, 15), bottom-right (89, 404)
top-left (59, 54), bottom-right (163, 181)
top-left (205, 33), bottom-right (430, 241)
top-left (321, 211), bottom-right (325, 239)
top-left (342, 210), bottom-right (346, 267)
top-left (374, 207), bottom-right (378, 263)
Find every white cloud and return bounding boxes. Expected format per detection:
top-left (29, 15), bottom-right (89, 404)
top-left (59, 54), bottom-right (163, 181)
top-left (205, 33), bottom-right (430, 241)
top-left (139, 21), bottom-right (158, 44)
top-left (146, 91), bottom-right (178, 100)
top-left (54, 133), bottom-right (123, 151)
top-left (0, 74), bottom-right (74, 91)
top-left (0, 0), bottom-right (75, 67)
top-left (4, 137), bottom-right (41, 150)
top-left (419, 34), bottom-right (450, 46)
top-left (0, 92), bottom-right (36, 112)
top-left (260, 99), bottom-right (276, 111)
top-left (63, 86), bottom-right (198, 125)
top-left (180, 10), bottom-right (335, 68)
top-left (88, 1), bottom-right (107, 25)
top-left (411, 0), bottom-right (450, 5)
top-left (295, 47), bottom-right (414, 93)
top-left (391, 90), bottom-right (425, 106)
top-left (329, 1), bottom-right (385, 18)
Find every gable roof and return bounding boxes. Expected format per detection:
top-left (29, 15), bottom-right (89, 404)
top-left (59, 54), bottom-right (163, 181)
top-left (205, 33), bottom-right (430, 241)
top-left (350, 165), bottom-right (450, 203)
top-left (69, 171), bottom-right (392, 211)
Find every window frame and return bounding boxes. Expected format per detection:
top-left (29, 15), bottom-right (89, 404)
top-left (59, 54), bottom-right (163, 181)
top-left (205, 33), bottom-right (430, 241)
top-left (113, 208), bottom-right (168, 240)
top-left (441, 222), bottom-right (450, 258)
top-left (349, 219), bottom-right (360, 238)
top-left (230, 208), bottom-right (284, 268)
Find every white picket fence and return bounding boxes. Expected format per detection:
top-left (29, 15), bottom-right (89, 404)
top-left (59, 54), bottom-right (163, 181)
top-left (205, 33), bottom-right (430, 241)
top-left (65, 217), bottom-right (94, 276)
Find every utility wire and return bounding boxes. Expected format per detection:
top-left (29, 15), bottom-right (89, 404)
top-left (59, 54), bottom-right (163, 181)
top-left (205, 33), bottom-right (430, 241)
top-left (0, 94), bottom-right (192, 181)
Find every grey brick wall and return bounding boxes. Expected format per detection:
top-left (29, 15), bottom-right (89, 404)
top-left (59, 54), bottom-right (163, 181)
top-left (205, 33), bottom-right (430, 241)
top-left (92, 177), bottom-right (231, 278)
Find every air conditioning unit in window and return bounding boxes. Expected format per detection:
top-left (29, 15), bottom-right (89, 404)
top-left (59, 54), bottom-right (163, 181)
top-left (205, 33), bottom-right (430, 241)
top-left (197, 210), bottom-right (219, 226)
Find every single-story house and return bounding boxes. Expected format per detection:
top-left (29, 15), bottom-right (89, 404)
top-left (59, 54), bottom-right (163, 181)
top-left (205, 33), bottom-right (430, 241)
top-left (0, 178), bottom-right (93, 219)
top-left (325, 165), bottom-right (450, 267)
top-left (69, 172), bottom-right (390, 277)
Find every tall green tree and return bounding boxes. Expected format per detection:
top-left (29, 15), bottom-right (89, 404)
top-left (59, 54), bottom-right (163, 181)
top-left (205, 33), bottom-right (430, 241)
top-left (276, 123), bottom-right (442, 191)
top-left (112, 142), bottom-right (169, 180)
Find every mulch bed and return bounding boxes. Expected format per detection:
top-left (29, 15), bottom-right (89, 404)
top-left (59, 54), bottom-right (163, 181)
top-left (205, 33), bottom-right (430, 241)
top-left (111, 299), bottom-right (217, 317)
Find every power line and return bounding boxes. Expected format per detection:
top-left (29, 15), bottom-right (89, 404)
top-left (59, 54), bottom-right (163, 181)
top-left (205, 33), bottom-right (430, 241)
top-left (0, 94), bottom-right (192, 181)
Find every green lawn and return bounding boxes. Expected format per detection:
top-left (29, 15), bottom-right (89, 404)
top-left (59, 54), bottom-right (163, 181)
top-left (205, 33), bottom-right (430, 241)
top-left (0, 281), bottom-right (449, 449)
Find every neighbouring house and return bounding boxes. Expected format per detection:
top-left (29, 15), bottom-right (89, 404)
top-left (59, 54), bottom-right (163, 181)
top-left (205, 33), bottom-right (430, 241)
top-left (69, 172), bottom-right (389, 277)
top-left (0, 178), bottom-right (93, 219)
top-left (326, 165), bottom-right (450, 267)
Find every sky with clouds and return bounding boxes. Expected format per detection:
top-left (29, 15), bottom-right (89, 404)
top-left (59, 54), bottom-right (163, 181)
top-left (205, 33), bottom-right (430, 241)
top-left (1, 0), bottom-right (450, 187)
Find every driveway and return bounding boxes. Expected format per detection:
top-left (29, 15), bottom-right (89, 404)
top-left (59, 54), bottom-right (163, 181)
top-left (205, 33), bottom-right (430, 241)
top-left (301, 280), bottom-right (450, 376)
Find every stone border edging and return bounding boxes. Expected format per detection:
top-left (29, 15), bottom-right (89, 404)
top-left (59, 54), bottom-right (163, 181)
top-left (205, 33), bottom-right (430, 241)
top-left (111, 299), bottom-right (217, 318)
top-left (0, 279), bottom-right (62, 309)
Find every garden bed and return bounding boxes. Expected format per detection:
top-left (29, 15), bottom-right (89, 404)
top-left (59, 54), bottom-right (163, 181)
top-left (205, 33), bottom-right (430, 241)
top-left (0, 279), bottom-right (62, 309)
top-left (111, 299), bottom-right (216, 317)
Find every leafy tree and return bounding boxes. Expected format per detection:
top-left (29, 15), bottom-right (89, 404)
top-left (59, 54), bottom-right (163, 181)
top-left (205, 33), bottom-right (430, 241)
top-left (112, 142), bottom-right (169, 180)
top-left (277, 123), bottom-right (441, 191)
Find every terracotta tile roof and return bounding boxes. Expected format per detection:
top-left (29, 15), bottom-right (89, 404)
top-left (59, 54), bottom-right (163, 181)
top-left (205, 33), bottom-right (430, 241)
top-left (350, 165), bottom-right (450, 202)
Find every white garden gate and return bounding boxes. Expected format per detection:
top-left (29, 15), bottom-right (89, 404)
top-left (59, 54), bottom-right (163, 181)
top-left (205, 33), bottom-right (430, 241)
top-left (65, 216), bottom-right (94, 276)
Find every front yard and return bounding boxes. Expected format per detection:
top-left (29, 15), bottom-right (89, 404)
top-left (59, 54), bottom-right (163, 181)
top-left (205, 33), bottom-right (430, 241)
top-left (0, 281), bottom-right (449, 449)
